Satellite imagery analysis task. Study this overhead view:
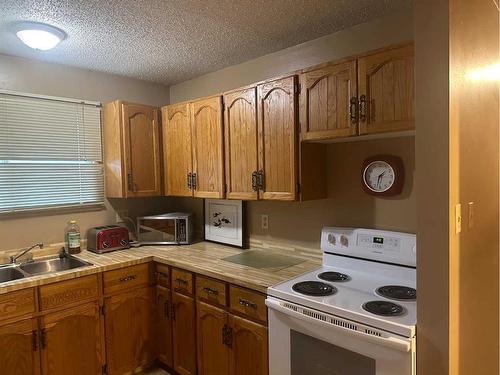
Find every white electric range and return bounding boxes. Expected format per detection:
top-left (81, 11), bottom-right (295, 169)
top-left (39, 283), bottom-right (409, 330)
top-left (266, 227), bottom-right (416, 375)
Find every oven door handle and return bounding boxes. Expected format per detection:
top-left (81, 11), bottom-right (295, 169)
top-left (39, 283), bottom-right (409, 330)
top-left (266, 298), bottom-right (411, 353)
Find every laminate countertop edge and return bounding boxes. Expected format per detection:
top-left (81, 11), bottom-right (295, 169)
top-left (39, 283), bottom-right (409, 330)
top-left (0, 242), bottom-right (321, 295)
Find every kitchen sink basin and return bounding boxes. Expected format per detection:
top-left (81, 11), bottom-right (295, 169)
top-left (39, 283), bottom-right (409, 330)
top-left (0, 266), bottom-right (26, 283)
top-left (20, 255), bottom-right (93, 276)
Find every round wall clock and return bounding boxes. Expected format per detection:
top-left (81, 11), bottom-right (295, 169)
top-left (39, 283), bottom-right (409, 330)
top-left (362, 155), bottom-right (404, 196)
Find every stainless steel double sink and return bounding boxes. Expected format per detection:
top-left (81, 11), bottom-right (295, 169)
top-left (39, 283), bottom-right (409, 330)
top-left (0, 255), bottom-right (93, 283)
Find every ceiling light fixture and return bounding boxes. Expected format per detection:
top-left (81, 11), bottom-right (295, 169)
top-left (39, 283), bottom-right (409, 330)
top-left (15, 22), bottom-right (66, 50)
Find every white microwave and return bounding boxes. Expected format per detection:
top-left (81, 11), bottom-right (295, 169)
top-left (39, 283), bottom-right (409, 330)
top-left (137, 213), bottom-right (193, 245)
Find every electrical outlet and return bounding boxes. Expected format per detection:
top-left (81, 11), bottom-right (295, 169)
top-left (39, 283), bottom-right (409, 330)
top-left (455, 204), bottom-right (462, 234)
top-left (261, 215), bottom-right (269, 230)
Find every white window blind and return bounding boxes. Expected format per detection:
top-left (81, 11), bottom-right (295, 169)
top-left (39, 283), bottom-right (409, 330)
top-left (0, 91), bottom-right (104, 213)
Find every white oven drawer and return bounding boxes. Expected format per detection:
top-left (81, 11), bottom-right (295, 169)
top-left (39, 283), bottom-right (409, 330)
top-left (266, 297), bottom-right (415, 375)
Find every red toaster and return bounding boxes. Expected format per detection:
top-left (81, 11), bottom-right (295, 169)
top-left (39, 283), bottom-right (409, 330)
top-left (86, 225), bottom-right (130, 254)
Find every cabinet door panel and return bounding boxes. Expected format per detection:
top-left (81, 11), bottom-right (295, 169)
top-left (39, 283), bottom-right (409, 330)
top-left (191, 96), bottom-right (225, 198)
top-left (163, 103), bottom-right (193, 197)
top-left (172, 292), bottom-right (197, 375)
top-left (40, 302), bottom-right (102, 375)
top-left (300, 60), bottom-right (357, 141)
top-left (358, 44), bottom-right (414, 134)
top-left (224, 88), bottom-right (259, 200)
top-left (0, 319), bottom-right (39, 375)
top-left (258, 76), bottom-right (298, 201)
top-left (229, 315), bottom-right (268, 375)
top-left (105, 287), bottom-right (154, 375)
top-left (156, 286), bottom-right (173, 367)
top-left (197, 301), bottom-right (229, 375)
top-left (122, 103), bottom-right (162, 196)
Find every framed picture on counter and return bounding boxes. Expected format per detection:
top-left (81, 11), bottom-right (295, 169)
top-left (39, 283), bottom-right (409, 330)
top-left (204, 199), bottom-right (244, 247)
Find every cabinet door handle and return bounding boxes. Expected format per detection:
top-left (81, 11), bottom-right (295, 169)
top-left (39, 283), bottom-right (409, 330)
top-left (359, 95), bottom-right (367, 122)
top-left (155, 271), bottom-right (169, 280)
top-left (222, 324), bottom-right (233, 347)
top-left (187, 172), bottom-right (192, 189)
top-left (251, 171), bottom-right (258, 191)
top-left (349, 96), bottom-right (358, 124)
top-left (175, 278), bottom-right (188, 286)
top-left (119, 275), bottom-right (136, 282)
top-left (164, 301), bottom-right (170, 319)
top-left (171, 303), bottom-right (176, 321)
top-left (239, 298), bottom-right (257, 309)
top-left (127, 173), bottom-right (134, 191)
top-left (32, 330), bottom-right (38, 351)
top-left (191, 173), bottom-right (197, 190)
top-left (40, 328), bottom-right (47, 350)
top-left (202, 287), bottom-right (219, 295)
top-left (257, 170), bottom-right (265, 190)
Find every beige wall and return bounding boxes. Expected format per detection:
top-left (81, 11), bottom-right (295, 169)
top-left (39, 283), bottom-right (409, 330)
top-left (169, 9), bottom-right (416, 251)
top-left (170, 9), bottom-right (414, 103)
top-left (0, 54), bottom-right (171, 251)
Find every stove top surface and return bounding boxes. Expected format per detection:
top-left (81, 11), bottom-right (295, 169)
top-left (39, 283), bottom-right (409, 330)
top-left (267, 255), bottom-right (416, 337)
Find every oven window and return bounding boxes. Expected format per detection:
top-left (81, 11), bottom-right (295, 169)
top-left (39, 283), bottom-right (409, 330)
top-left (139, 219), bottom-right (176, 242)
top-left (290, 330), bottom-right (375, 375)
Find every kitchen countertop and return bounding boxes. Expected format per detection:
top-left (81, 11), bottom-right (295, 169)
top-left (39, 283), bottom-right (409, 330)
top-left (0, 241), bottom-right (321, 295)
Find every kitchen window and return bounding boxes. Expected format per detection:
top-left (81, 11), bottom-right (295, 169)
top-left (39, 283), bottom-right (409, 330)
top-left (0, 91), bottom-right (104, 214)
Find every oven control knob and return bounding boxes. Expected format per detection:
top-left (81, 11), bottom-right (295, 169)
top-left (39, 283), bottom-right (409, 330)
top-left (102, 241), bottom-right (109, 248)
top-left (327, 233), bottom-right (336, 246)
top-left (340, 235), bottom-right (349, 247)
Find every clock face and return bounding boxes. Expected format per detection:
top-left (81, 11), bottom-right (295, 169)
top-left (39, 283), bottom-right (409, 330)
top-left (363, 161), bottom-right (395, 193)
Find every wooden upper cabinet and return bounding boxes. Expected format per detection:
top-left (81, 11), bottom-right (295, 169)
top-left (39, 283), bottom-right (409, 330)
top-left (224, 87), bottom-right (259, 200)
top-left (162, 103), bottom-right (193, 197)
top-left (103, 101), bottom-right (162, 198)
top-left (358, 44), bottom-right (414, 134)
top-left (300, 60), bottom-right (358, 141)
top-left (191, 96), bottom-right (225, 198)
top-left (40, 302), bottom-right (102, 375)
top-left (257, 76), bottom-right (298, 201)
top-left (0, 319), bottom-right (40, 375)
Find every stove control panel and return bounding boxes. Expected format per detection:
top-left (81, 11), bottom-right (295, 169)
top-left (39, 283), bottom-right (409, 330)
top-left (321, 227), bottom-right (416, 267)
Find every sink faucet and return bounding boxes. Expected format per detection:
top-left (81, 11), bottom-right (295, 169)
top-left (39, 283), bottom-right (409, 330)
top-left (10, 242), bottom-right (44, 264)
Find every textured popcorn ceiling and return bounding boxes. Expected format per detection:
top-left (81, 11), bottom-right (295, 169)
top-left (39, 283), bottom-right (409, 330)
top-left (0, 0), bottom-right (411, 85)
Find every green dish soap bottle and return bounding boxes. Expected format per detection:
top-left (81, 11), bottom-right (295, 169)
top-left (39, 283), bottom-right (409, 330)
top-left (65, 220), bottom-right (81, 254)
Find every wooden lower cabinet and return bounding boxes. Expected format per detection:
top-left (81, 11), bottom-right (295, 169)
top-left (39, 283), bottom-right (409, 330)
top-left (40, 302), bottom-right (102, 375)
top-left (229, 315), bottom-right (268, 375)
top-left (0, 318), bottom-right (40, 375)
top-left (156, 286), bottom-right (173, 367)
top-left (197, 301), bottom-right (230, 375)
top-left (172, 291), bottom-right (197, 375)
top-left (104, 286), bottom-right (154, 375)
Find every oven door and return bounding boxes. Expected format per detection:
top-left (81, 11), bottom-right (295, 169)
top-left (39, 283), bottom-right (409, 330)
top-left (266, 297), bottom-right (415, 375)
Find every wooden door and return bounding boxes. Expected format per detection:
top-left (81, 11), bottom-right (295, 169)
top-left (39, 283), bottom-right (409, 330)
top-left (104, 287), bottom-right (153, 375)
top-left (223, 87), bottom-right (259, 200)
top-left (191, 96), bottom-right (225, 198)
top-left (299, 60), bottom-right (358, 141)
top-left (40, 302), bottom-right (102, 375)
top-left (257, 76), bottom-right (298, 201)
top-left (156, 286), bottom-right (173, 367)
top-left (121, 103), bottom-right (162, 197)
top-left (358, 44), bottom-right (414, 134)
top-left (162, 103), bottom-right (194, 197)
top-left (172, 292), bottom-right (197, 375)
top-left (0, 319), bottom-right (40, 375)
top-left (229, 315), bottom-right (268, 375)
top-left (197, 301), bottom-right (230, 375)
